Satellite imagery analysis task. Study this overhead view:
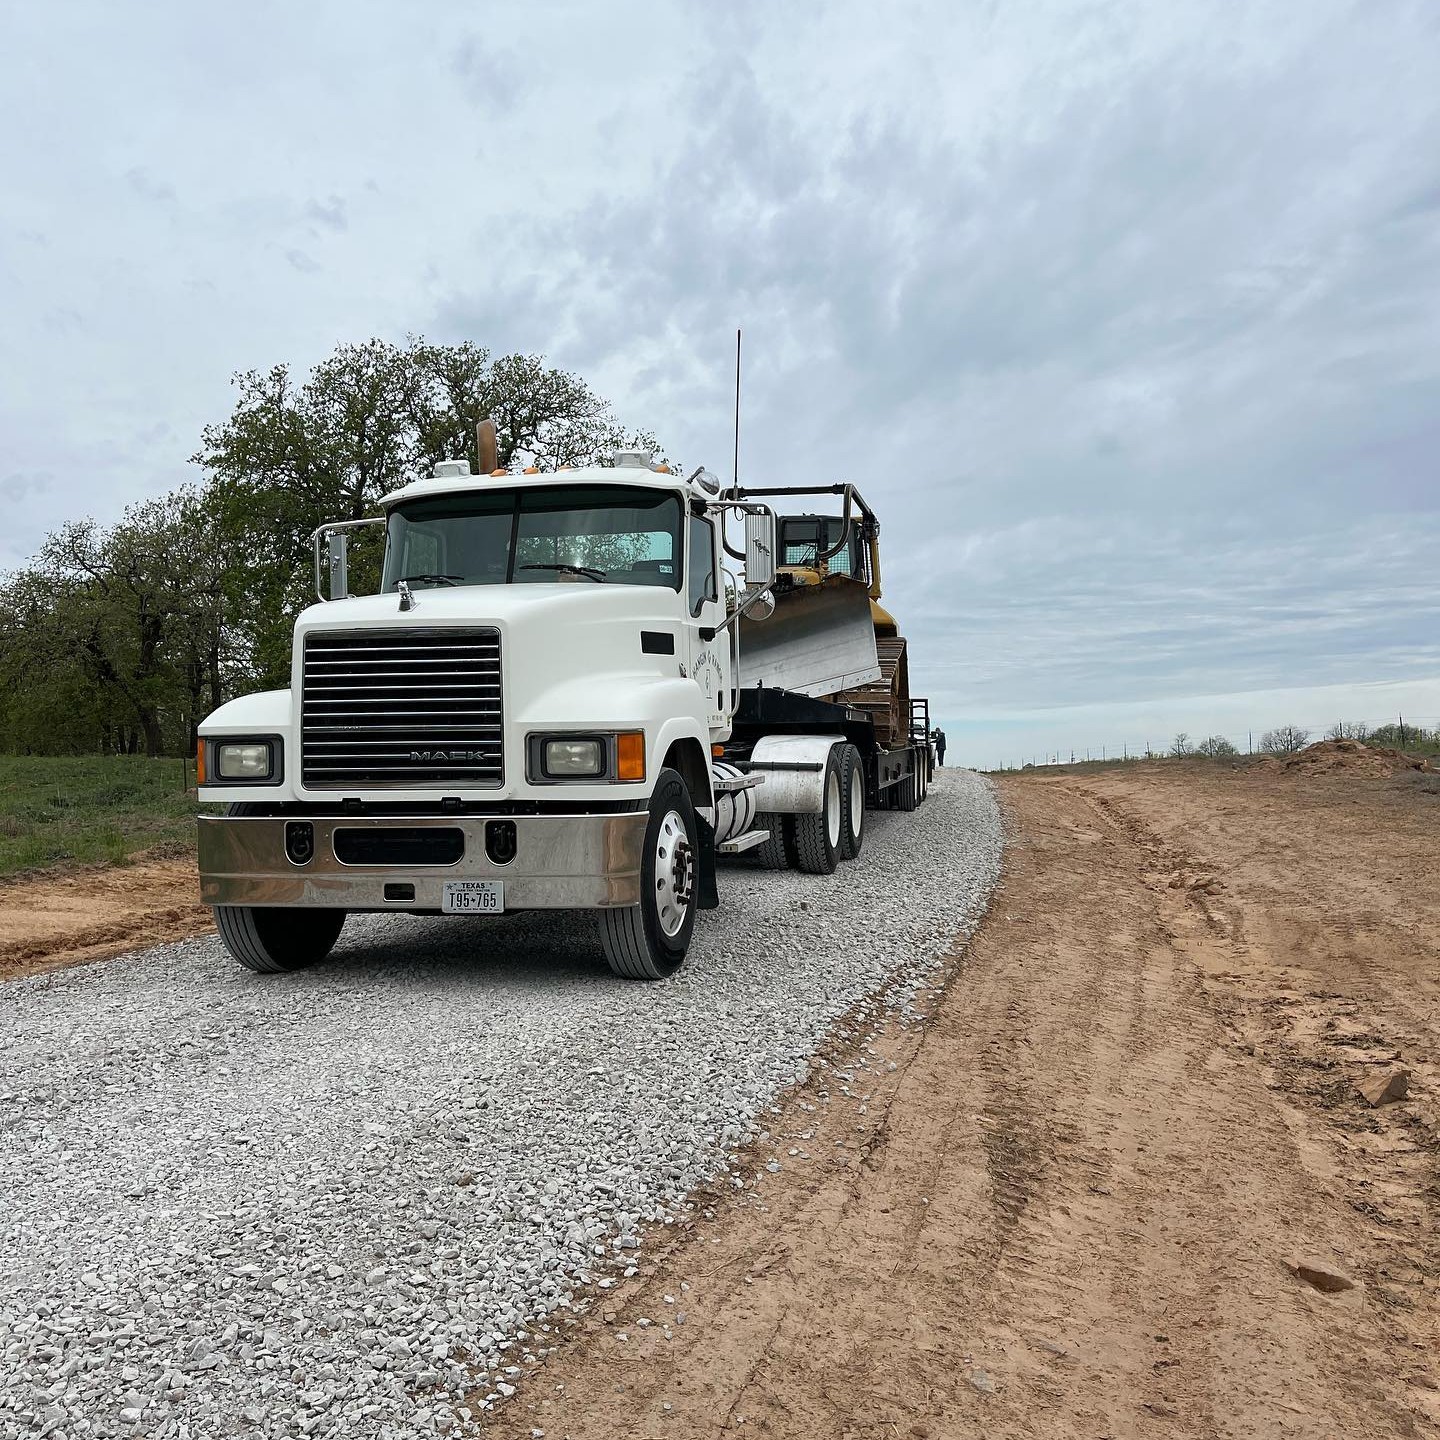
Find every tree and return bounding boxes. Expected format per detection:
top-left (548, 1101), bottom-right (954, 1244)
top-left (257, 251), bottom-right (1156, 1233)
top-left (0, 490), bottom-right (229, 756)
top-left (1363, 722), bottom-right (1436, 751)
top-left (1195, 735), bottom-right (1238, 758)
top-left (1260, 724), bottom-right (1310, 756)
top-left (1170, 732), bottom-right (1193, 758)
top-left (1325, 721), bottom-right (1368, 741)
top-left (195, 338), bottom-right (660, 685)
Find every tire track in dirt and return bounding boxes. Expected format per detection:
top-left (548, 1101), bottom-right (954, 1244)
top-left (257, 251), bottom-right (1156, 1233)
top-left (486, 775), bottom-right (1434, 1440)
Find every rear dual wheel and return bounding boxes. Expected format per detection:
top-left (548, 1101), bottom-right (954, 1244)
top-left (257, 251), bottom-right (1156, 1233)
top-left (839, 744), bottom-right (865, 859)
top-left (793, 743), bottom-right (864, 874)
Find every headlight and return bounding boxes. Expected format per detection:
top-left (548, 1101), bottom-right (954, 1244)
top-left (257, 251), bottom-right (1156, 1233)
top-left (216, 741), bottom-right (274, 780)
top-left (527, 731), bottom-right (646, 783)
top-left (544, 738), bottom-right (604, 777)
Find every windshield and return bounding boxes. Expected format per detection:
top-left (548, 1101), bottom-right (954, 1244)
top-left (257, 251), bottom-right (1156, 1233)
top-left (381, 485), bottom-right (683, 592)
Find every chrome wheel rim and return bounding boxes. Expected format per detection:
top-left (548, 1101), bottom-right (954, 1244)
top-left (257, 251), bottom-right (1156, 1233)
top-left (849, 766), bottom-right (864, 841)
top-left (654, 810), bottom-right (694, 938)
top-left (826, 769), bottom-right (842, 849)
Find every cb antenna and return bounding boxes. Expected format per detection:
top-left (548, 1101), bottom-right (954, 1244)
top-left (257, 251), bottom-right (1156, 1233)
top-left (732, 328), bottom-right (742, 490)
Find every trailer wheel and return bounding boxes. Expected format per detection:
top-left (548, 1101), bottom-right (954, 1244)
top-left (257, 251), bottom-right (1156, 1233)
top-left (792, 745), bottom-right (843, 875)
top-left (600, 768), bottom-right (697, 980)
top-left (915, 755), bottom-right (928, 806)
top-left (839, 744), bottom-right (865, 860)
top-left (896, 769), bottom-right (919, 812)
top-left (215, 905), bottom-right (346, 974)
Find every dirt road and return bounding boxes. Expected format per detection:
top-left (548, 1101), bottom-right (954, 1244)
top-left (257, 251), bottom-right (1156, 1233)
top-left (489, 760), bottom-right (1440, 1439)
top-left (0, 855), bottom-right (210, 981)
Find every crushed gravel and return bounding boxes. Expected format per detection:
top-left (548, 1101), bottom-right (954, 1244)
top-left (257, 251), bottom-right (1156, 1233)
top-left (0, 771), bottom-right (1001, 1438)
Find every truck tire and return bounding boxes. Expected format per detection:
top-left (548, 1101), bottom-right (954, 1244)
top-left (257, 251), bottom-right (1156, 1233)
top-left (215, 905), bottom-right (346, 974)
top-left (753, 819), bottom-right (796, 870)
top-left (792, 745), bottom-right (843, 875)
top-left (213, 800), bottom-right (347, 973)
top-left (896, 769), bottom-right (919, 812)
top-left (839, 744), bottom-right (865, 860)
top-left (915, 755), bottom-right (928, 806)
top-left (600, 768), bottom-right (698, 980)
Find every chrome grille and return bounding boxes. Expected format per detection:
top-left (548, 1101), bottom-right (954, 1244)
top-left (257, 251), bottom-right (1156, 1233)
top-left (301, 630), bottom-right (503, 789)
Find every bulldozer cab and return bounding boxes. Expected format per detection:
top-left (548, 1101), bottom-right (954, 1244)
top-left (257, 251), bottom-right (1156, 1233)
top-left (778, 515), bottom-right (869, 584)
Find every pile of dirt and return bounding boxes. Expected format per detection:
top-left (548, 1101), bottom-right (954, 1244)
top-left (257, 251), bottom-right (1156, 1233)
top-left (1282, 738), bottom-right (1434, 776)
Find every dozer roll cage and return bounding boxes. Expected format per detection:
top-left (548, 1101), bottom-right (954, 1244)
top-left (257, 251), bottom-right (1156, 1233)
top-left (723, 483), bottom-right (884, 600)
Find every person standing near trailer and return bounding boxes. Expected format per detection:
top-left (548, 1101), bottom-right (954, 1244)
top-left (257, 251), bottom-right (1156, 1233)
top-left (933, 727), bottom-right (947, 767)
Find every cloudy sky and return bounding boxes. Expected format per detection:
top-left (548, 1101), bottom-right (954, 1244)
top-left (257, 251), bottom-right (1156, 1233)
top-left (3, 0), bottom-right (1439, 765)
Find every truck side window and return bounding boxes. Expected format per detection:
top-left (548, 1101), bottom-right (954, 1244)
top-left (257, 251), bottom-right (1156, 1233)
top-left (688, 515), bottom-right (717, 616)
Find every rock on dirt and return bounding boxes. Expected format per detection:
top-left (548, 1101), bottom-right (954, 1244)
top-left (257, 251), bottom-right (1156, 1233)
top-left (1284, 1257), bottom-right (1357, 1294)
top-left (1356, 1067), bottom-right (1410, 1107)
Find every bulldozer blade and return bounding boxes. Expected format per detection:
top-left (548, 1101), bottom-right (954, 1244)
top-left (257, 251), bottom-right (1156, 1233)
top-left (738, 578), bottom-right (882, 697)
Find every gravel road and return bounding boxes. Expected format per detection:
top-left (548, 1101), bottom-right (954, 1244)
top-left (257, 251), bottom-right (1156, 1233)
top-left (0, 772), bottom-right (1001, 1439)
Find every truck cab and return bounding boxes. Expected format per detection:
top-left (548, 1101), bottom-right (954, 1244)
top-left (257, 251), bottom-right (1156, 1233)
top-left (198, 454), bottom-right (753, 980)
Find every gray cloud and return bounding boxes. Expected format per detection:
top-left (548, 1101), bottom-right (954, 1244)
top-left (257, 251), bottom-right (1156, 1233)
top-left (304, 196), bottom-right (348, 233)
top-left (1, 0), bottom-right (1437, 758)
top-left (124, 167), bottom-right (175, 204)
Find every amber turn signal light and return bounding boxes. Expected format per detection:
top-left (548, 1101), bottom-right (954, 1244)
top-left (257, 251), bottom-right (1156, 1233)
top-left (195, 740), bottom-right (206, 786)
top-left (616, 731), bottom-right (646, 782)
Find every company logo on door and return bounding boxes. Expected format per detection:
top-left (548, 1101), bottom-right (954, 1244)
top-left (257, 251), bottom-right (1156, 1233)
top-left (693, 649), bottom-right (723, 698)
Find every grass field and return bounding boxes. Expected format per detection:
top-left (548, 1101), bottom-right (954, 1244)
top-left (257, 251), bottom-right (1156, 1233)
top-left (0, 754), bottom-right (202, 877)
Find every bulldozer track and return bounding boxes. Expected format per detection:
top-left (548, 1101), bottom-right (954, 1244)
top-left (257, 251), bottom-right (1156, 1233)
top-left (833, 636), bottom-right (910, 746)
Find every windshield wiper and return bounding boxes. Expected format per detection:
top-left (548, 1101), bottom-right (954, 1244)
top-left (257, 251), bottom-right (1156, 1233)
top-left (399, 573), bottom-right (463, 587)
top-left (518, 563), bottom-right (607, 582)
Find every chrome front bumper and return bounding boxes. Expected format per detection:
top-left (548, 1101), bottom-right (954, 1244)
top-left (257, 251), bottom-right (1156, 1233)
top-left (197, 813), bottom-right (647, 911)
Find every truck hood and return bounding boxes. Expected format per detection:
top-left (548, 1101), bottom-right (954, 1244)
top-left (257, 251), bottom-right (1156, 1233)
top-left (295, 583), bottom-right (677, 635)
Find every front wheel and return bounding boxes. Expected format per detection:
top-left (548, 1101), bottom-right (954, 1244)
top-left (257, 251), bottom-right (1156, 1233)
top-left (215, 906), bottom-right (346, 974)
top-left (600, 768), bottom-right (698, 980)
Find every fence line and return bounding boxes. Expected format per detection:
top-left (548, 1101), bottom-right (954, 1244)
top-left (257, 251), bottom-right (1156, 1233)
top-left (986, 715), bottom-right (1440, 773)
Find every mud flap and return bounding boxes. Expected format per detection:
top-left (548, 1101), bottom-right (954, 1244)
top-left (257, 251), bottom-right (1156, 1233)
top-left (695, 813), bottom-right (720, 910)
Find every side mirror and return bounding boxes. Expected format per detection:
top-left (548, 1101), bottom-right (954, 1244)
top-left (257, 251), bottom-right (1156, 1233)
top-left (312, 517), bottom-right (386, 601)
top-left (744, 510), bottom-right (776, 590)
top-left (327, 532), bottom-right (349, 600)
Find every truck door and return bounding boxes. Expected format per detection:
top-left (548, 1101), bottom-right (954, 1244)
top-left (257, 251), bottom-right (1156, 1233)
top-left (685, 512), bottom-right (728, 731)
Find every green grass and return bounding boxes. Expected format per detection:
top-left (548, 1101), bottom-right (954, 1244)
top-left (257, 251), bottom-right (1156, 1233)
top-left (0, 754), bottom-right (203, 878)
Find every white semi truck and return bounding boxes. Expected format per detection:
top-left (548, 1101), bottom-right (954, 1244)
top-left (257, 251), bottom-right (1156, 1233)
top-left (197, 439), bottom-right (931, 980)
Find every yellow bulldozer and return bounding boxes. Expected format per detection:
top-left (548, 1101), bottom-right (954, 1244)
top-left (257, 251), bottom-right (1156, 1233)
top-left (729, 484), bottom-right (914, 748)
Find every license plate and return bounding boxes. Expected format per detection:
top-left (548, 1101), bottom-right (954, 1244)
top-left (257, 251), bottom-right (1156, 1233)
top-left (442, 881), bottom-right (505, 914)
